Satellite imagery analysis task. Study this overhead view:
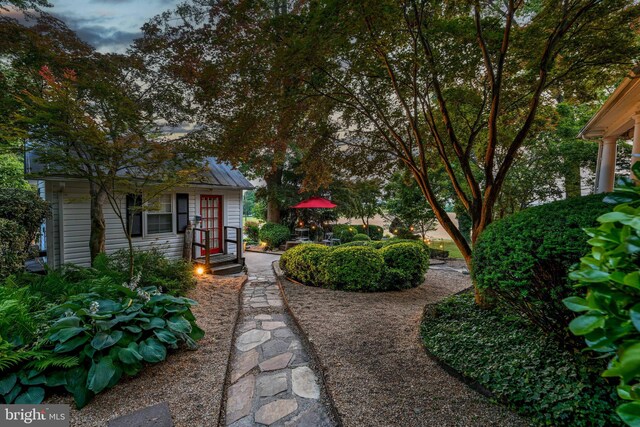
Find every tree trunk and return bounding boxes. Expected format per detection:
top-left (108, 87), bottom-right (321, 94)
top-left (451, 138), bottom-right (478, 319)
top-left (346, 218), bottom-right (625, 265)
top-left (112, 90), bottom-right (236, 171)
top-left (264, 165), bottom-right (283, 224)
top-left (89, 182), bottom-right (106, 264)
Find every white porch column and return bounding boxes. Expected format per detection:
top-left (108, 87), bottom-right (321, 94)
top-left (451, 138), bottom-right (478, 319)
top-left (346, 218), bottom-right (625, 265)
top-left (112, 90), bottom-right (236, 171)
top-left (633, 113), bottom-right (640, 170)
top-left (597, 136), bottom-right (617, 193)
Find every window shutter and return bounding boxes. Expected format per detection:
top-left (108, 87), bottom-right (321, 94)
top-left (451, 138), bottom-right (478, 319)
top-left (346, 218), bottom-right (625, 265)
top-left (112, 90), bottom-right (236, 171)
top-left (176, 193), bottom-right (189, 234)
top-left (126, 194), bottom-right (142, 237)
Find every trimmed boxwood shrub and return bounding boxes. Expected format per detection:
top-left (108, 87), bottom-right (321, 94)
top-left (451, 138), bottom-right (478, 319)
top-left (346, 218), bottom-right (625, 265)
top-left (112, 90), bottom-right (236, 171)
top-left (279, 244), bottom-right (331, 286)
top-left (352, 233), bottom-right (371, 241)
top-left (380, 242), bottom-right (429, 289)
top-left (472, 194), bottom-right (610, 337)
top-left (321, 246), bottom-right (385, 291)
top-left (259, 222), bottom-right (290, 250)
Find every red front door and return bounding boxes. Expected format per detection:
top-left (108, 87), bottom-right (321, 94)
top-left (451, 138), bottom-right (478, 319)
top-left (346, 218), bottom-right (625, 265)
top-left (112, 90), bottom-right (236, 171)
top-left (200, 195), bottom-right (223, 255)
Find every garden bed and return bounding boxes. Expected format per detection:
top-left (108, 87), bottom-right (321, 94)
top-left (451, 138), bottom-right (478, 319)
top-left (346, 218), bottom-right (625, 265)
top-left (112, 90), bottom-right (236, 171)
top-left (46, 275), bottom-right (244, 427)
top-left (277, 261), bottom-right (525, 426)
top-left (421, 292), bottom-right (622, 426)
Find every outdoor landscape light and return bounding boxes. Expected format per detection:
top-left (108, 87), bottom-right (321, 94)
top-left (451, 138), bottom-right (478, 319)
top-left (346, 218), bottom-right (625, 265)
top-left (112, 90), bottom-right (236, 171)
top-left (195, 265), bottom-right (205, 275)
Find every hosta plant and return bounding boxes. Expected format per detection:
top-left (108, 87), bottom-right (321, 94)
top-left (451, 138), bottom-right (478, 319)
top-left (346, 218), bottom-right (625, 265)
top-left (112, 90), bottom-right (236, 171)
top-left (565, 163), bottom-right (640, 426)
top-left (0, 273), bottom-right (203, 408)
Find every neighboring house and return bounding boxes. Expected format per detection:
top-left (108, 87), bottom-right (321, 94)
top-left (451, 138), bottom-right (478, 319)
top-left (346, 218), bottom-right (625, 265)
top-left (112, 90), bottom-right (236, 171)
top-left (579, 66), bottom-right (640, 193)
top-left (25, 155), bottom-right (253, 274)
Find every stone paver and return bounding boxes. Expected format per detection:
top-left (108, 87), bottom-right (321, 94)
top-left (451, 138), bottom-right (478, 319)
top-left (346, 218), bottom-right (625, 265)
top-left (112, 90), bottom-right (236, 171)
top-left (292, 366), bottom-right (320, 399)
top-left (255, 399), bottom-right (298, 425)
top-left (259, 352), bottom-right (293, 372)
top-left (222, 254), bottom-right (336, 426)
top-left (226, 375), bottom-right (256, 424)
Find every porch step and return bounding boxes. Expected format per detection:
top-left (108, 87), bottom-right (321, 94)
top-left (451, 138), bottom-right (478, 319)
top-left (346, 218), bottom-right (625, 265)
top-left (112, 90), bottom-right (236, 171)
top-left (211, 263), bottom-right (244, 275)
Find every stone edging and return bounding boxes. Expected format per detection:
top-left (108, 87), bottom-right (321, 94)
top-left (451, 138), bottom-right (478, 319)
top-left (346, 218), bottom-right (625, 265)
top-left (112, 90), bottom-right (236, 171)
top-left (271, 261), bottom-right (344, 427)
top-left (419, 289), bottom-right (495, 401)
top-left (216, 275), bottom-right (249, 427)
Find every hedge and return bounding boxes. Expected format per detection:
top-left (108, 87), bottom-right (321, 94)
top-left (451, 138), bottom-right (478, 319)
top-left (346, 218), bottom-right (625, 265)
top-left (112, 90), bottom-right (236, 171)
top-left (472, 194), bottom-right (610, 337)
top-left (354, 224), bottom-right (383, 240)
top-left (0, 188), bottom-right (49, 251)
top-left (259, 222), bottom-right (290, 250)
top-left (352, 233), bottom-right (371, 241)
top-left (321, 246), bottom-right (385, 291)
top-left (331, 224), bottom-right (358, 243)
top-left (279, 244), bottom-right (331, 286)
top-left (280, 239), bottom-right (429, 291)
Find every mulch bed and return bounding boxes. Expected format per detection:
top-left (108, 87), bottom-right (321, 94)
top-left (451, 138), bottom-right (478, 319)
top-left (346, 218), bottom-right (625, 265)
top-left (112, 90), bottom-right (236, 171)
top-left (47, 275), bottom-right (245, 427)
top-left (278, 261), bottom-right (528, 427)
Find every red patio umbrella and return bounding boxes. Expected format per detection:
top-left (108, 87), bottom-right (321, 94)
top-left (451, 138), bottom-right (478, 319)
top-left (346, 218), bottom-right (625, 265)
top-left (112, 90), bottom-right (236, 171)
top-left (291, 196), bottom-right (337, 209)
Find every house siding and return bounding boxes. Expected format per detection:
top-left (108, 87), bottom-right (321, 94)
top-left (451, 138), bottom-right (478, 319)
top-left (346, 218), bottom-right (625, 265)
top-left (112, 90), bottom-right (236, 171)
top-left (44, 180), bottom-right (243, 268)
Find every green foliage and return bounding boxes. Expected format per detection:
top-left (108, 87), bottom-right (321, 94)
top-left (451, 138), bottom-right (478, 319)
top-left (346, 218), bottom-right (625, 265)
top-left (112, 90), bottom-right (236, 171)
top-left (279, 244), bottom-right (331, 286)
top-left (0, 148), bottom-right (29, 189)
top-left (321, 246), bottom-right (384, 291)
top-left (0, 262), bottom-right (203, 408)
top-left (94, 249), bottom-right (195, 296)
top-left (354, 224), bottom-right (383, 240)
top-left (258, 222), bottom-right (290, 250)
top-left (0, 219), bottom-right (28, 279)
top-left (352, 233), bottom-right (370, 242)
top-left (243, 220), bottom-right (260, 243)
top-left (281, 239), bottom-right (429, 291)
top-left (565, 165), bottom-right (640, 426)
top-left (0, 188), bottom-right (49, 251)
top-left (331, 224), bottom-right (357, 243)
top-left (384, 171), bottom-right (437, 238)
top-left (472, 194), bottom-right (610, 336)
top-left (422, 293), bottom-right (622, 426)
top-left (379, 242), bottom-right (429, 289)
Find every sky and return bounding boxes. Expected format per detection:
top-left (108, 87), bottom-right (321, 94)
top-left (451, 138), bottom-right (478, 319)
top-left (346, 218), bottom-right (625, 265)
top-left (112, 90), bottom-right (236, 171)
top-left (47, 0), bottom-right (181, 53)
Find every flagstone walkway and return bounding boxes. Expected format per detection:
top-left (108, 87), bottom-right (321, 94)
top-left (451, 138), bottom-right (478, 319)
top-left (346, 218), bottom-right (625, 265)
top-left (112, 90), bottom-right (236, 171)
top-left (223, 255), bottom-right (336, 427)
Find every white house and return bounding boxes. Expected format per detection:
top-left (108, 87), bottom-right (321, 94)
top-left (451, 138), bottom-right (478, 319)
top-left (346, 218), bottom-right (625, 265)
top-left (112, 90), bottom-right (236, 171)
top-left (25, 156), bottom-right (253, 274)
top-left (579, 66), bottom-right (640, 193)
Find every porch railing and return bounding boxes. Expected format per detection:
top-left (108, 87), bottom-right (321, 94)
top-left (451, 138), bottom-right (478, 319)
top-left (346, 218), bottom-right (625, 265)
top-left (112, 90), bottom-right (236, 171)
top-left (224, 226), bottom-right (243, 265)
top-left (192, 227), bottom-right (211, 268)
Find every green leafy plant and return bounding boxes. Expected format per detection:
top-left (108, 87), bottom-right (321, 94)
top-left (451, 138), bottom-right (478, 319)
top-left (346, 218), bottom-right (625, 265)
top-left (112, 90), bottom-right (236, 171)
top-left (422, 292), bottom-right (621, 426)
top-left (243, 220), bottom-right (260, 243)
top-left (565, 165), bottom-right (640, 426)
top-left (93, 249), bottom-right (195, 296)
top-left (352, 233), bottom-right (371, 242)
top-left (0, 188), bottom-right (49, 252)
top-left (472, 194), bottom-right (609, 337)
top-left (0, 219), bottom-right (28, 279)
top-left (258, 223), bottom-right (290, 250)
top-left (279, 244), bottom-right (331, 286)
top-left (321, 246), bottom-right (384, 291)
top-left (331, 224), bottom-right (358, 243)
top-left (380, 242), bottom-right (429, 290)
top-left (354, 224), bottom-right (383, 240)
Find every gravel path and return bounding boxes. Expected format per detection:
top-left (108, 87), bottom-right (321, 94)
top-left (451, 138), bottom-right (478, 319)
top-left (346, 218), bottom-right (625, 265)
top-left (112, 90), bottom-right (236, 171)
top-left (47, 275), bottom-right (244, 427)
top-left (222, 254), bottom-right (337, 426)
top-left (278, 260), bottom-right (528, 427)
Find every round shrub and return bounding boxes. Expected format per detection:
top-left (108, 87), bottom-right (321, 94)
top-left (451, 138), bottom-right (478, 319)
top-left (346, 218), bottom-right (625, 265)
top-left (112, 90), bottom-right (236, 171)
top-left (280, 244), bottom-right (331, 285)
top-left (355, 224), bottom-right (383, 240)
top-left (472, 194), bottom-right (610, 337)
top-left (321, 246), bottom-right (384, 291)
top-left (259, 222), bottom-right (290, 250)
top-left (380, 242), bottom-right (430, 290)
top-left (352, 233), bottom-right (371, 242)
top-left (331, 224), bottom-right (357, 243)
top-left (0, 218), bottom-right (28, 279)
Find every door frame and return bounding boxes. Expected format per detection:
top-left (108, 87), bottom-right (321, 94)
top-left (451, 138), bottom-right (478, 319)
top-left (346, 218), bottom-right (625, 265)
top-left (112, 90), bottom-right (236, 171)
top-left (200, 194), bottom-right (223, 255)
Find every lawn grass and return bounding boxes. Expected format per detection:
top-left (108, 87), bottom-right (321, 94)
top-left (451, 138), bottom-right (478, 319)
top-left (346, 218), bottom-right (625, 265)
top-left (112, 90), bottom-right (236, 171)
top-left (428, 239), bottom-right (464, 259)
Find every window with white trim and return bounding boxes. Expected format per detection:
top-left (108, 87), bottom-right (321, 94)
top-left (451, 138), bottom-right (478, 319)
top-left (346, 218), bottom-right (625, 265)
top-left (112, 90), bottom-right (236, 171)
top-left (146, 194), bottom-right (173, 234)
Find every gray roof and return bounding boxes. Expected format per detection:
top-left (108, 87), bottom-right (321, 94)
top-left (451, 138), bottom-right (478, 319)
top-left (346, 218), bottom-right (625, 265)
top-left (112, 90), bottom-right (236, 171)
top-left (25, 152), bottom-right (254, 190)
top-left (198, 157), bottom-right (254, 189)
